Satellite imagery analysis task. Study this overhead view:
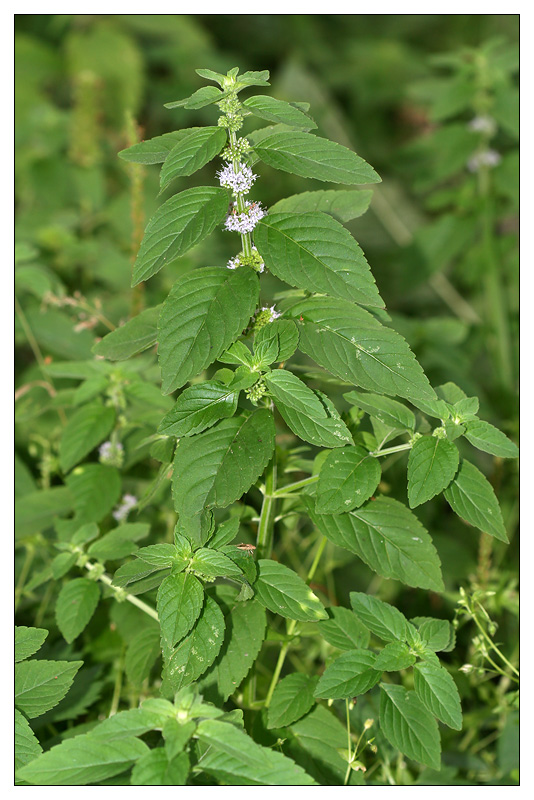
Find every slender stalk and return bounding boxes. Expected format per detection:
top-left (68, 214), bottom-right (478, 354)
top-left (471, 611), bottom-right (518, 678)
top-left (15, 545), bottom-right (35, 611)
top-left (256, 456), bottom-right (277, 560)
top-left (109, 645), bottom-right (126, 717)
top-left (84, 563), bottom-right (159, 622)
top-left (343, 698), bottom-right (353, 786)
top-left (273, 474), bottom-right (318, 497)
top-left (371, 443), bottom-right (413, 458)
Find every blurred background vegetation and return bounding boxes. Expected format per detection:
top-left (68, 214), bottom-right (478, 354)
top-left (15, 14), bottom-right (519, 785)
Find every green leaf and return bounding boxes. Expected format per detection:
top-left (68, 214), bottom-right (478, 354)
top-left (125, 627), bottom-right (161, 687)
top-left (374, 641), bottom-right (416, 672)
top-left (196, 719), bottom-right (317, 785)
top-left (350, 592), bottom-right (408, 642)
top-left (344, 390), bottom-right (415, 431)
top-left (158, 381), bottom-right (239, 437)
top-left (15, 709), bottom-right (42, 779)
top-left (244, 95), bottom-right (316, 129)
top-left (463, 420), bottom-right (519, 459)
top-left (91, 704), bottom-right (173, 741)
top-left (132, 187), bottom-right (229, 286)
top-left (172, 409), bottom-right (275, 518)
top-left (15, 659), bottom-right (83, 719)
top-left (59, 403), bottom-right (115, 473)
top-left (158, 266), bottom-right (259, 393)
top-left (252, 131), bottom-right (380, 185)
top-left (66, 464), bottom-right (121, 525)
top-left (162, 596), bottom-right (225, 692)
top-left (317, 606), bottom-right (370, 651)
top-left (379, 683), bottom-right (441, 770)
top-left (288, 297), bottom-right (437, 405)
top-left (255, 212), bottom-right (383, 307)
top-left (15, 487), bottom-right (73, 539)
top-left (131, 749), bottom-right (189, 785)
top-left (414, 618), bottom-right (454, 652)
top-left (270, 189), bottom-right (373, 223)
top-left (190, 548), bottom-right (243, 579)
top-left (87, 529), bottom-right (138, 562)
top-left (315, 445), bottom-right (381, 513)
top-left (289, 704), bottom-right (361, 785)
top-left (164, 85), bottom-right (223, 109)
top-left (435, 381), bottom-right (467, 405)
top-left (50, 552), bottom-right (77, 578)
top-left (444, 459), bottom-right (508, 542)
top-left (255, 559), bottom-right (327, 622)
top-left (407, 436), bottom-right (459, 508)
top-left (254, 318), bottom-right (299, 364)
top-left (92, 305), bottom-right (161, 361)
top-left (56, 578), bottom-right (100, 643)
top-left (15, 626), bottom-right (48, 662)
top-left (118, 129), bottom-right (201, 164)
top-left (314, 650), bottom-right (382, 699)
top-left (17, 733), bottom-right (148, 785)
top-left (267, 673), bottom-right (318, 728)
top-left (265, 370), bottom-right (352, 448)
top-left (160, 126), bottom-right (227, 190)
top-left (157, 572), bottom-right (204, 647)
top-left (236, 69), bottom-right (271, 88)
top-left (136, 544), bottom-right (180, 568)
top-left (201, 596), bottom-right (266, 701)
top-left (209, 517), bottom-right (241, 549)
top-left (112, 559), bottom-right (165, 589)
top-left (309, 497), bottom-right (444, 592)
top-left (414, 662), bottom-right (462, 730)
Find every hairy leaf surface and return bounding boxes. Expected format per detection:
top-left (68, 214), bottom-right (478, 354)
top-left (160, 126), bottom-right (227, 190)
top-left (407, 436), bottom-right (459, 508)
top-left (158, 380), bottom-right (239, 437)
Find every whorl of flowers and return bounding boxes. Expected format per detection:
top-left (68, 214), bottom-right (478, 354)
top-left (224, 201), bottom-right (266, 234)
top-left (217, 162), bottom-right (257, 195)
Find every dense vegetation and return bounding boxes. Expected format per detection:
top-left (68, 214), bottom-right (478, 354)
top-left (15, 15), bottom-right (518, 786)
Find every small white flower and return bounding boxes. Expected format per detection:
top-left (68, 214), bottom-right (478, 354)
top-left (226, 255), bottom-right (241, 270)
top-left (99, 440), bottom-right (124, 467)
top-left (112, 493), bottom-right (137, 522)
top-left (217, 162), bottom-right (257, 195)
top-left (262, 305), bottom-right (281, 322)
top-left (225, 201), bottom-right (266, 234)
top-left (467, 149), bottom-right (502, 172)
top-left (468, 115), bottom-right (497, 135)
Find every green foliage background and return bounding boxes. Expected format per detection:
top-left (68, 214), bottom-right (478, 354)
top-left (15, 14), bottom-right (518, 785)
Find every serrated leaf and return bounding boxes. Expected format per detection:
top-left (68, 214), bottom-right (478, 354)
top-left (255, 559), bottom-right (327, 622)
top-left (15, 659), bottom-right (83, 719)
top-left (435, 381), bottom-right (467, 405)
top-left (252, 131), bottom-right (380, 185)
top-left (125, 626), bottom-right (161, 687)
top-left (265, 370), bottom-right (352, 448)
top-left (164, 85), bottom-right (223, 109)
top-left (200, 595), bottom-right (266, 701)
top-left (17, 733), bottom-right (149, 785)
top-left (197, 718), bottom-right (317, 785)
top-left (131, 749), bottom-right (189, 785)
top-left (344, 390), bottom-right (415, 430)
top-left (314, 650), bottom-right (381, 699)
top-left (267, 673), bottom-right (318, 728)
top-left (15, 487), bottom-right (74, 539)
top-left (190, 548), bottom-right (243, 579)
top-left (157, 572), bottom-right (204, 647)
top-left (15, 626), bottom-right (48, 662)
top-left (158, 380), bottom-right (239, 437)
top-left (59, 403), bottom-right (115, 473)
top-left (270, 189), bottom-right (373, 223)
top-left (464, 420), bottom-right (519, 458)
top-left (136, 543), bottom-right (179, 568)
top-left (254, 318), bottom-right (299, 364)
top-left (172, 409), bottom-right (275, 518)
top-left (209, 517), bottom-right (241, 549)
top-left (315, 445), bottom-right (381, 513)
top-left (66, 464), bottom-right (121, 525)
top-left (243, 95), bottom-right (316, 129)
top-left (288, 297), bottom-right (437, 405)
top-left (317, 606), bottom-right (370, 651)
top-left (51, 552), bottom-right (79, 578)
top-left (92, 305), bottom-right (161, 361)
top-left (162, 596), bottom-right (225, 692)
top-left (374, 641), bottom-right (416, 672)
top-left (407, 436), bottom-right (459, 508)
top-left (160, 126), bottom-right (227, 190)
top-left (158, 266), bottom-right (259, 393)
top-left (86, 530), bottom-right (138, 562)
top-left (15, 709), bottom-right (42, 779)
top-left (350, 592), bottom-right (408, 642)
top-left (414, 618), bottom-right (453, 652)
top-left (91, 705), bottom-right (172, 741)
top-left (132, 187), bottom-right (229, 286)
top-left (414, 662), bottom-right (462, 730)
top-left (118, 129), bottom-right (201, 164)
top-left (309, 497), bottom-right (444, 592)
top-left (289, 704), bottom-right (361, 785)
top-left (256, 212), bottom-right (383, 307)
top-left (56, 579), bottom-right (100, 643)
top-left (379, 683), bottom-right (441, 770)
top-left (444, 459), bottom-right (508, 541)
top-left (112, 559), bottom-right (165, 589)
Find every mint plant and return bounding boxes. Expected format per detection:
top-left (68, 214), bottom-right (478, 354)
top-left (15, 65), bottom-right (519, 786)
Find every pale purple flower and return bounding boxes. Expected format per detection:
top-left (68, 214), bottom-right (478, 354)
top-left (467, 149), bottom-right (502, 172)
top-left (217, 162), bottom-right (257, 195)
top-left (261, 305), bottom-right (281, 322)
top-left (224, 201), bottom-right (266, 234)
top-left (226, 255), bottom-right (241, 270)
top-left (112, 493), bottom-right (137, 522)
top-left (468, 116), bottom-right (496, 135)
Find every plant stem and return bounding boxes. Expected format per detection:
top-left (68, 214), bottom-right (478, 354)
top-left (84, 563), bottom-right (159, 622)
top-left (15, 545), bottom-right (35, 611)
top-left (256, 455), bottom-right (277, 560)
top-left (228, 128), bottom-right (252, 257)
top-left (343, 698), bottom-right (353, 786)
top-left (273, 474), bottom-right (318, 497)
top-left (109, 644), bottom-right (126, 717)
top-left (471, 611), bottom-right (519, 678)
top-left (371, 442), bottom-right (413, 458)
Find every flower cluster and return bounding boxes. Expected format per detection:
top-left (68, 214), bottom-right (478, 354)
top-left (246, 379), bottom-right (267, 404)
top-left (226, 245), bottom-right (265, 273)
top-left (112, 493), bottom-right (137, 522)
top-left (217, 162), bottom-right (256, 195)
top-left (468, 115), bottom-right (497, 135)
top-left (467, 149), bottom-right (502, 172)
top-left (254, 305), bottom-right (281, 330)
top-left (221, 138), bottom-right (250, 162)
top-left (224, 201), bottom-right (266, 234)
top-left (98, 440), bottom-right (124, 468)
